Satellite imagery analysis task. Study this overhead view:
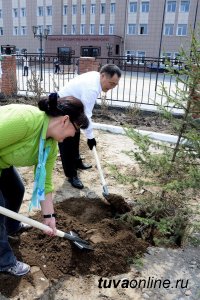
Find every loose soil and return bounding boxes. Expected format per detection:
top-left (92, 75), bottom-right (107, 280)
top-left (92, 105), bottom-right (182, 135)
top-left (1, 197), bottom-right (147, 298)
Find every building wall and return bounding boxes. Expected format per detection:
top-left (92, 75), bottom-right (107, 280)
top-left (0, 0), bottom-right (199, 58)
top-left (1, 0), bottom-right (36, 53)
top-left (45, 34), bottom-right (122, 57)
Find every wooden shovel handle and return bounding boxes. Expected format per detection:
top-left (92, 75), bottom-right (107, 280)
top-left (0, 206), bottom-right (65, 238)
top-left (92, 146), bottom-right (107, 187)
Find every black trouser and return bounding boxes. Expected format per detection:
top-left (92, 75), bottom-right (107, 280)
top-left (0, 166), bottom-right (25, 234)
top-left (23, 66), bottom-right (28, 76)
top-left (59, 130), bottom-right (81, 178)
top-left (55, 65), bottom-right (60, 73)
top-left (0, 167), bottom-right (25, 270)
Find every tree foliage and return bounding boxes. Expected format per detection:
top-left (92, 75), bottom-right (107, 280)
top-left (114, 28), bottom-right (200, 247)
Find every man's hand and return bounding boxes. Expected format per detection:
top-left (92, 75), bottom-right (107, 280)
top-left (87, 138), bottom-right (97, 150)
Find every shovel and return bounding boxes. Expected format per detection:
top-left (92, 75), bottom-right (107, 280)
top-left (92, 146), bottom-right (109, 198)
top-left (92, 147), bottom-right (131, 214)
top-left (0, 206), bottom-right (93, 251)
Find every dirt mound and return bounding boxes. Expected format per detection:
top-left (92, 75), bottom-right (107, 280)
top-left (1, 197), bottom-right (148, 298)
top-left (106, 193), bottom-right (131, 214)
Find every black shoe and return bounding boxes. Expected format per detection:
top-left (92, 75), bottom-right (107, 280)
top-left (76, 161), bottom-right (92, 170)
top-left (68, 176), bottom-right (84, 189)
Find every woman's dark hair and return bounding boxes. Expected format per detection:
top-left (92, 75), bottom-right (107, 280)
top-left (38, 93), bottom-right (89, 129)
top-left (100, 64), bottom-right (121, 78)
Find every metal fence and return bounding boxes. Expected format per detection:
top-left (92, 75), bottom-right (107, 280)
top-left (16, 54), bottom-right (187, 112)
top-left (16, 54), bottom-right (79, 94)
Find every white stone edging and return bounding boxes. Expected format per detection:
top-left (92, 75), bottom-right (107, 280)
top-left (92, 122), bottom-right (184, 144)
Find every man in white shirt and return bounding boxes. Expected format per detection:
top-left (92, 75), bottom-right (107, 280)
top-left (58, 64), bottom-right (121, 189)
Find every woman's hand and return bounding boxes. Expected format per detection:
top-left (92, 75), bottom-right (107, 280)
top-left (43, 217), bottom-right (57, 236)
top-left (40, 193), bottom-right (57, 236)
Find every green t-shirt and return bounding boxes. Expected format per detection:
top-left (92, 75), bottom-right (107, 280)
top-left (0, 104), bottom-right (58, 194)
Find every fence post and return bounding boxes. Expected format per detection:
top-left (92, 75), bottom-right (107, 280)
top-left (78, 57), bottom-right (100, 75)
top-left (1, 55), bottom-right (17, 96)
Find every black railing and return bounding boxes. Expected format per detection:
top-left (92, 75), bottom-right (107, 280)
top-left (16, 54), bottom-right (187, 112)
top-left (95, 56), bottom-right (187, 111)
top-left (16, 54), bottom-right (79, 94)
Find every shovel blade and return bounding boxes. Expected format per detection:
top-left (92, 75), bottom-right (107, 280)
top-left (74, 241), bottom-right (94, 250)
top-left (64, 231), bottom-right (90, 244)
top-left (69, 231), bottom-right (94, 251)
top-left (102, 185), bottom-right (109, 198)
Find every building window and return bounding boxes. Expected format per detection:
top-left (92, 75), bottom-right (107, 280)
top-left (99, 24), bottom-right (105, 35)
top-left (91, 4), bottom-right (96, 14)
top-left (174, 52), bottom-right (180, 58)
top-left (180, 1), bottom-right (190, 12)
top-left (141, 1), bottom-right (149, 13)
top-left (15, 48), bottom-right (20, 55)
top-left (167, 1), bottom-right (176, 12)
top-left (72, 5), bottom-right (77, 15)
top-left (81, 46), bottom-right (100, 57)
top-left (80, 24), bottom-right (85, 34)
top-left (110, 3), bottom-right (116, 14)
top-left (129, 2), bottom-right (137, 12)
top-left (37, 48), bottom-right (44, 55)
top-left (162, 52), bottom-right (172, 64)
top-left (100, 3), bottom-right (106, 14)
top-left (127, 24), bottom-right (136, 35)
top-left (174, 52), bottom-right (183, 63)
top-left (71, 24), bottom-right (76, 34)
top-left (0, 27), bottom-right (3, 35)
top-left (13, 26), bottom-right (19, 35)
top-left (63, 25), bottom-right (67, 34)
top-left (177, 24), bottom-right (187, 35)
top-left (109, 24), bottom-right (115, 34)
top-left (46, 25), bottom-right (52, 35)
top-left (21, 48), bottom-right (27, 55)
top-left (164, 24), bottom-right (174, 35)
top-left (90, 24), bottom-right (95, 34)
top-left (115, 45), bottom-right (120, 55)
top-left (21, 26), bottom-right (27, 35)
top-left (162, 52), bottom-right (172, 59)
top-left (126, 50), bottom-right (136, 63)
top-left (13, 8), bottom-right (18, 18)
top-left (81, 4), bottom-right (86, 15)
top-left (21, 8), bottom-right (26, 17)
top-left (46, 6), bottom-right (52, 16)
top-left (38, 7), bottom-right (44, 16)
top-left (137, 51), bottom-right (146, 63)
top-left (0, 9), bottom-right (2, 18)
top-left (63, 5), bottom-right (68, 15)
top-left (139, 24), bottom-right (148, 34)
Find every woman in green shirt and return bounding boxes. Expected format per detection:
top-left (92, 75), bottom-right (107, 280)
top-left (0, 94), bottom-right (89, 276)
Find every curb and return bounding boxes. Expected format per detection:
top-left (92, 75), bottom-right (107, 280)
top-left (92, 122), bottom-right (182, 144)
